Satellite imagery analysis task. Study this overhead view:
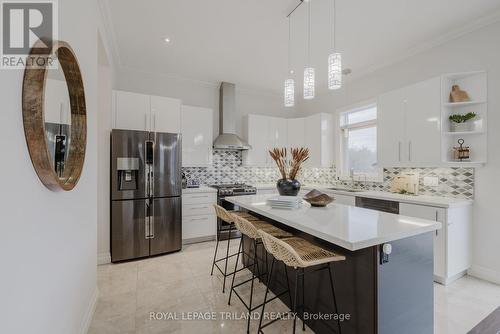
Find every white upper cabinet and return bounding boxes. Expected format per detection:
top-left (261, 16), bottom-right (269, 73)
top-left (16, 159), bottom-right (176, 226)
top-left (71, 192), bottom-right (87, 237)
top-left (287, 118), bottom-right (305, 148)
top-left (244, 113), bottom-right (333, 167)
top-left (405, 77), bottom-right (441, 164)
top-left (304, 113), bottom-right (334, 167)
top-left (378, 87), bottom-right (406, 166)
top-left (150, 95), bottom-right (181, 133)
top-left (113, 90), bottom-right (181, 133)
top-left (268, 117), bottom-right (288, 149)
top-left (113, 90), bottom-right (151, 131)
top-left (243, 114), bottom-right (271, 166)
top-left (181, 105), bottom-right (213, 167)
top-left (377, 77), bottom-right (441, 167)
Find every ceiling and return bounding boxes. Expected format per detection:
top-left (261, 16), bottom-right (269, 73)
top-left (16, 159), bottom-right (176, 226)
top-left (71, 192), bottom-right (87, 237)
top-left (104, 0), bottom-right (500, 94)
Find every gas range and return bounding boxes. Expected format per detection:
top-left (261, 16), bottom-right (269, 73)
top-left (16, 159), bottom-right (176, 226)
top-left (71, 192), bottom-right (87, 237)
top-left (210, 183), bottom-right (257, 197)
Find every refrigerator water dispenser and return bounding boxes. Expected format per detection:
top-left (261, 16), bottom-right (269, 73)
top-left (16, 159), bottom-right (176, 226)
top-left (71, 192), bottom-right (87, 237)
top-left (117, 157), bottom-right (139, 191)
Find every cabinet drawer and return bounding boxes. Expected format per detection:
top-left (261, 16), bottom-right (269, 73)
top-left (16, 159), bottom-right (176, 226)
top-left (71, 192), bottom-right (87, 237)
top-left (182, 193), bottom-right (216, 205)
top-left (182, 215), bottom-right (216, 240)
top-left (182, 203), bottom-right (214, 217)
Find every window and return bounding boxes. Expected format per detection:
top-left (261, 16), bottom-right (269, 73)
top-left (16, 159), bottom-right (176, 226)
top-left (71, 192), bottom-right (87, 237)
top-left (339, 104), bottom-right (379, 179)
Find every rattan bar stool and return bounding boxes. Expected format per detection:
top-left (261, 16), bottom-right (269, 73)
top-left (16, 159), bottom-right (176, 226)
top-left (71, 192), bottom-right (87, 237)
top-left (228, 215), bottom-right (292, 334)
top-left (211, 204), bottom-right (260, 293)
top-left (257, 230), bottom-right (346, 334)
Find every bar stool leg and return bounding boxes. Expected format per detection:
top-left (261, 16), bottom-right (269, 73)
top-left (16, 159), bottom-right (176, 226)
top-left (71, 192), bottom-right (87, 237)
top-left (210, 224), bottom-right (221, 276)
top-left (222, 224), bottom-right (233, 293)
top-left (228, 235), bottom-right (243, 306)
top-left (258, 257), bottom-right (275, 334)
top-left (292, 269), bottom-right (300, 334)
top-left (301, 267), bottom-right (306, 331)
top-left (254, 239), bottom-right (261, 282)
top-left (246, 239), bottom-right (259, 334)
top-left (327, 264), bottom-right (342, 334)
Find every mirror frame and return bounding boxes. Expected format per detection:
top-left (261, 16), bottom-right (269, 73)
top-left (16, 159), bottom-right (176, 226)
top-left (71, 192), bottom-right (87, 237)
top-left (22, 40), bottom-right (87, 191)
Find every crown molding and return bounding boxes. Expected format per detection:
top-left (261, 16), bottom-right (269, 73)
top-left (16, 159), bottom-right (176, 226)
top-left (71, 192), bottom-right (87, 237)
top-left (97, 0), bottom-right (123, 70)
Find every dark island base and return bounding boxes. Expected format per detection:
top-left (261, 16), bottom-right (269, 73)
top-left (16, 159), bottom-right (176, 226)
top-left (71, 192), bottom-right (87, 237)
top-left (241, 214), bottom-right (434, 334)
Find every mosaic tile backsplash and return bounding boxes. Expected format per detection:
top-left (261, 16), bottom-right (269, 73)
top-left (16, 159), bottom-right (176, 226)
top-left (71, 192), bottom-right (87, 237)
top-left (182, 150), bottom-right (474, 199)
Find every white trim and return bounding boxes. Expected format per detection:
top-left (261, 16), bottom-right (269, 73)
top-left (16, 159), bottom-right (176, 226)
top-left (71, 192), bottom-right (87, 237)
top-left (97, 252), bottom-right (111, 265)
top-left (336, 101), bottom-right (382, 182)
top-left (79, 287), bottom-right (99, 334)
top-left (98, 0), bottom-right (122, 69)
top-left (468, 264), bottom-right (500, 285)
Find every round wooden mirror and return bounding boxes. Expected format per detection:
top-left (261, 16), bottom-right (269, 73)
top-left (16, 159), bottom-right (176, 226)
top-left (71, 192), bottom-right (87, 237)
top-left (22, 40), bottom-right (87, 191)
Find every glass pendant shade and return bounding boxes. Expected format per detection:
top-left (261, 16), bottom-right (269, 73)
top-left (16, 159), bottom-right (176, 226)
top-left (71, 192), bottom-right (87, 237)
top-left (303, 67), bottom-right (315, 99)
top-left (284, 79), bottom-right (295, 107)
top-left (328, 52), bottom-right (342, 90)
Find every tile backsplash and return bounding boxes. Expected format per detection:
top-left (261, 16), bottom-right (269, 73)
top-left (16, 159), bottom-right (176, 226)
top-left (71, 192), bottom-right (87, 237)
top-left (182, 150), bottom-right (474, 199)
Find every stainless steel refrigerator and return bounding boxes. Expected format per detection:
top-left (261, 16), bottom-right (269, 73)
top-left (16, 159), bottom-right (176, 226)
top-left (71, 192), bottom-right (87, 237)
top-left (111, 129), bottom-right (182, 262)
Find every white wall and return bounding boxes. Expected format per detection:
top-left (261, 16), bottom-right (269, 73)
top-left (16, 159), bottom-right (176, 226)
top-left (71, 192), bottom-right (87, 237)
top-left (300, 21), bottom-right (500, 283)
top-left (97, 34), bottom-right (113, 265)
top-left (114, 68), bottom-right (298, 140)
top-left (0, 0), bottom-right (100, 333)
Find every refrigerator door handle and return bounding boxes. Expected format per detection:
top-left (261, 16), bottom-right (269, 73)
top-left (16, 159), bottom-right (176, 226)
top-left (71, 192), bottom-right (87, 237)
top-left (150, 217), bottom-right (155, 239)
top-left (145, 216), bottom-right (150, 239)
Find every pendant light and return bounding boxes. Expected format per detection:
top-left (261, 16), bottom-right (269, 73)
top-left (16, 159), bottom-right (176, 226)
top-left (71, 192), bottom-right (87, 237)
top-left (328, 0), bottom-right (342, 90)
top-left (303, 0), bottom-right (315, 99)
top-left (284, 16), bottom-right (294, 107)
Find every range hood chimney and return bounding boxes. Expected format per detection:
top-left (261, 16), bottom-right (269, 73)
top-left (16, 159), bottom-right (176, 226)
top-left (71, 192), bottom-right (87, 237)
top-left (213, 82), bottom-right (251, 150)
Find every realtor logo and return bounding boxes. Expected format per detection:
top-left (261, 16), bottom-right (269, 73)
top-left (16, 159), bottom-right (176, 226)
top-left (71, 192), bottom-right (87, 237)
top-left (1, 0), bottom-right (58, 69)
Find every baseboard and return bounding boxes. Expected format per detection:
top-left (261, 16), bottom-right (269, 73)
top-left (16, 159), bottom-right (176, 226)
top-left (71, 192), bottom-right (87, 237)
top-left (468, 265), bottom-right (500, 285)
top-left (182, 235), bottom-right (216, 245)
top-left (79, 287), bottom-right (99, 334)
top-left (97, 252), bottom-right (111, 265)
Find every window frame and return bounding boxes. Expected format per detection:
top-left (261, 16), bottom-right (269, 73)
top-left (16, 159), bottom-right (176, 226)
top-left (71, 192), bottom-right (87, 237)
top-left (337, 101), bottom-right (382, 182)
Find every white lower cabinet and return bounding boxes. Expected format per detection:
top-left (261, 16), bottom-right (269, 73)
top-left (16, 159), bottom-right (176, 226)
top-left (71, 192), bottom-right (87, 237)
top-left (182, 191), bottom-right (217, 244)
top-left (399, 202), bottom-right (471, 285)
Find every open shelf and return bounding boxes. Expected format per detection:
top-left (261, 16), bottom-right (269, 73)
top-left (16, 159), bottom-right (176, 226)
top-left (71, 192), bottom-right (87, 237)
top-left (440, 71), bottom-right (488, 165)
top-left (443, 161), bottom-right (486, 167)
top-left (442, 100), bottom-right (486, 107)
top-left (443, 130), bottom-right (486, 135)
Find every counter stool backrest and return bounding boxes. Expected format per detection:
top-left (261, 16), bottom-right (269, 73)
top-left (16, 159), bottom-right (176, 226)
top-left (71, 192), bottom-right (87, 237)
top-left (213, 204), bottom-right (236, 223)
top-left (233, 215), bottom-right (260, 239)
top-left (258, 229), bottom-right (304, 268)
top-left (258, 230), bottom-right (345, 268)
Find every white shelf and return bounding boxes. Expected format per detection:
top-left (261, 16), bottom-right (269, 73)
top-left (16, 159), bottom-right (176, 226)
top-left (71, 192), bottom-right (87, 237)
top-left (442, 101), bottom-right (486, 107)
top-left (443, 161), bottom-right (486, 167)
top-left (440, 71), bottom-right (488, 166)
top-left (443, 130), bottom-right (485, 135)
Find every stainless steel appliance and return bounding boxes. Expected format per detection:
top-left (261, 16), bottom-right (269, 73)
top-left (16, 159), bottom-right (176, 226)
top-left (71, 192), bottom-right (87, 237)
top-left (213, 82), bottom-right (251, 150)
top-left (111, 129), bottom-right (182, 262)
top-left (211, 183), bottom-right (257, 239)
top-left (355, 197), bottom-right (399, 214)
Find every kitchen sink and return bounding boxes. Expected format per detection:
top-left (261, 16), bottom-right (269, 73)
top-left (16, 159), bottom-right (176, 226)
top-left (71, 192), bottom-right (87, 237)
top-left (327, 187), bottom-right (364, 193)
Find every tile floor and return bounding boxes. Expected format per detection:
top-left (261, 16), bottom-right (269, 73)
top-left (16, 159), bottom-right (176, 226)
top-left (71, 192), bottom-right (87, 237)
top-left (90, 241), bottom-right (500, 334)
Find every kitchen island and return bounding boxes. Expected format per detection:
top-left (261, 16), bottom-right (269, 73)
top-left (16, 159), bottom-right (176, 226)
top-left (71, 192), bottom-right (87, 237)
top-left (226, 194), bottom-right (441, 334)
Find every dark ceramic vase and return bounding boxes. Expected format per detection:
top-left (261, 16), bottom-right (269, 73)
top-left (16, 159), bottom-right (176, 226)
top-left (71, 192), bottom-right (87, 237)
top-left (276, 179), bottom-right (301, 196)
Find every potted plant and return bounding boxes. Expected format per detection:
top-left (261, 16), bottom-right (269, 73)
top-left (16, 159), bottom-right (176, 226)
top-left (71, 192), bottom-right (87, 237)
top-left (449, 112), bottom-right (476, 132)
top-left (269, 147), bottom-right (309, 196)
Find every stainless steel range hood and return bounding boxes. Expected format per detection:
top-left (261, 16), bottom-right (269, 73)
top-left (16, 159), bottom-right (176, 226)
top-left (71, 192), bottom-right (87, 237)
top-left (213, 82), bottom-right (251, 150)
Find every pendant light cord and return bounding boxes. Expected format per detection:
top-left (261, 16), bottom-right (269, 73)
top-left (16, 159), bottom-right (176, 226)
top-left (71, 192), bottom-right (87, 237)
top-left (307, 0), bottom-right (311, 65)
top-left (331, 0), bottom-right (336, 50)
top-left (288, 16), bottom-right (291, 73)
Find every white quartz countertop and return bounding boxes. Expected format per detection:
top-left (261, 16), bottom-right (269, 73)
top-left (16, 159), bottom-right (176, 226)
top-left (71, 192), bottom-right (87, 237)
top-left (182, 186), bottom-right (217, 194)
top-left (226, 194), bottom-right (442, 251)
top-left (254, 184), bottom-right (472, 208)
